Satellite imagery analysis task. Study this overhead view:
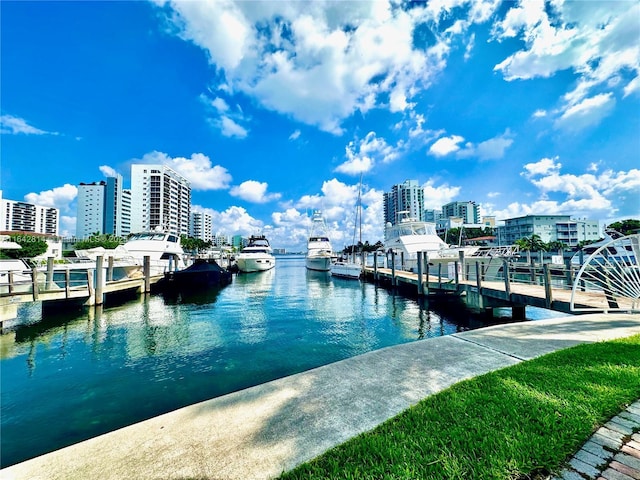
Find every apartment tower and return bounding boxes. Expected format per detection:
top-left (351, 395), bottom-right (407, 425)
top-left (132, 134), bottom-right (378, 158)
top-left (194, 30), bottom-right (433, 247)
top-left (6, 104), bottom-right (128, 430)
top-left (383, 180), bottom-right (425, 227)
top-left (0, 191), bottom-right (59, 235)
top-left (130, 164), bottom-right (191, 236)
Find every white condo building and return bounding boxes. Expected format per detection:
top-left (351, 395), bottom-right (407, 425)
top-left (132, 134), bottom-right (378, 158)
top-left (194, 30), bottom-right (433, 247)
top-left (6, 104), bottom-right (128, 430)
top-left (130, 164), bottom-right (191, 236)
top-left (498, 215), bottom-right (600, 247)
top-left (76, 181), bottom-right (106, 238)
top-left (76, 174), bottom-right (131, 238)
top-left (190, 211), bottom-right (212, 242)
top-left (1, 190), bottom-right (59, 235)
top-left (383, 180), bottom-right (425, 226)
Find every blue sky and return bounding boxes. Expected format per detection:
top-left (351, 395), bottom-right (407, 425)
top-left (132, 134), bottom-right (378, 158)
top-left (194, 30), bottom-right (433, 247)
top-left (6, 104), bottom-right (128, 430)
top-left (1, 0), bottom-right (639, 251)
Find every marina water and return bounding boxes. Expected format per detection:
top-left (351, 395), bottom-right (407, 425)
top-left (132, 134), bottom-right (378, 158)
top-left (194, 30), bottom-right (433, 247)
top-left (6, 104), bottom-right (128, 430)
top-left (1, 255), bottom-right (555, 467)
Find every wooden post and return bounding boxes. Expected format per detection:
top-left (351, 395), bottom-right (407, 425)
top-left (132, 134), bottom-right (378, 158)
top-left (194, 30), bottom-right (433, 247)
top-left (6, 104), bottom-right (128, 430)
top-left (390, 251), bottom-right (396, 286)
top-left (454, 260), bottom-right (459, 287)
top-left (424, 252), bottom-right (429, 296)
top-left (373, 251), bottom-right (378, 281)
top-left (543, 264), bottom-right (553, 309)
top-left (87, 269), bottom-right (95, 303)
top-left (95, 256), bottom-right (104, 306)
top-left (107, 256), bottom-right (114, 282)
top-left (416, 251), bottom-right (423, 295)
top-left (458, 250), bottom-right (465, 281)
top-left (564, 257), bottom-right (573, 288)
top-left (31, 267), bottom-right (39, 301)
top-left (8, 271), bottom-right (14, 295)
top-left (530, 256), bottom-right (536, 284)
top-left (46, 257), bottom-right (54, 290)
top-left (144, 255), bottom-right (151, 293)
top-left (438, 263), bottom-right (442, 288)
top-left (65, 269), bottom-right (70, 298)
top-left (400, 251), bottom-right (404, 271)
top-left (475, 262), bottom-right (482, 292)
top-left (503, 259), bottom-right (511, 297)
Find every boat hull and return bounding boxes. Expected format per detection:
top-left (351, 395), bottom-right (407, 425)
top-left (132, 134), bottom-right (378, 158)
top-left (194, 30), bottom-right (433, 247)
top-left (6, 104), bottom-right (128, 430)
top-left (160, 259), bottom-right (232, 292)
top-left (236, 256), bottom-right (275, 273)
top-left (306, 255), bottom-right (332, 272)
top-left (330, 262), bottom-right (362, 279)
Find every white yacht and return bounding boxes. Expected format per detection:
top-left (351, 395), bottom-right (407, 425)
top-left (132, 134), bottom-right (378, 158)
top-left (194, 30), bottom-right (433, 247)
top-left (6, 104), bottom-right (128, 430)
top-left (384, 212), bottom-right (518, 279)
top-left (236, 235), bottom-right (275, 273)
top-left (306, 211), bottom-right (334, 272)
top-left (75, 230), bottom-right (187, 276)
top-left (330, 258), bottom-right (362, 279)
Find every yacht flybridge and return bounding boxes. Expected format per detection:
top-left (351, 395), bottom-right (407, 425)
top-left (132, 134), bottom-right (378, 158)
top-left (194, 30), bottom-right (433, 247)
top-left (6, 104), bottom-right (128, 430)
top-left (306, 211), bottom-right (334, 272)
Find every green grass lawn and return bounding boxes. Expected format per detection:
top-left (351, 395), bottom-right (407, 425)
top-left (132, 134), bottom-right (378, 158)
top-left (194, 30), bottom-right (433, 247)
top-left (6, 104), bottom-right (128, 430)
top-left (279, 334), bottom-right (640, 480)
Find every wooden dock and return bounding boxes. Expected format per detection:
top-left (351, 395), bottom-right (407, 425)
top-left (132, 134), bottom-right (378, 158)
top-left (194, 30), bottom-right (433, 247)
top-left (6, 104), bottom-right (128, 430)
top-left (0, 256), bottom-right (165, 323)
top-left (362, 250), bottom-right (639, 316)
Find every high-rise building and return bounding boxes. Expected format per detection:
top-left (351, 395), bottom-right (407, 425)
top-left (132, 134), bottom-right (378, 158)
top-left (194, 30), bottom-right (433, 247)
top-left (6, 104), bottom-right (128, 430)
top-left (190, 211), bottom-right (212, 241)
top-left (383, 180), bottom-right (425, 227)
top-left (76, 174), bottom-right (131, 238)
top-left (0, 191), bottom-right (59, 236)
top-left (121, 189), bottom-right (131, 236)
top-left (76, 181), bottom-right (106, 238)
top-left (130, 164), bottom-right (191, 236)
top-left (442, 201), bottom-right (481, 224)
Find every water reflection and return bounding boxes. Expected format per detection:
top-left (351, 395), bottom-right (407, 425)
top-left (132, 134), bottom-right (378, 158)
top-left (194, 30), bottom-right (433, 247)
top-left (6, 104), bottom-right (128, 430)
top-left (1, 256), bottom-right (506, 468)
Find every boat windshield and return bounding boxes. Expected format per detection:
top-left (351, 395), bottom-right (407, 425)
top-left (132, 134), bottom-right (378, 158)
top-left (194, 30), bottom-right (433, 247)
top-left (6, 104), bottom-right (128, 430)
top-left (243, 248), bottom-right (270, 254)
top-left (390, 223), bottom-right (437, 236)
top-left (310, 237), bottom-right (329, 242)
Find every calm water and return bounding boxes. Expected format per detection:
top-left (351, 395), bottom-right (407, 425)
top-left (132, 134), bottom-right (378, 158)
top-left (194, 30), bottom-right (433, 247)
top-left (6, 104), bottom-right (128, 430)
top-left (1, 255), bottom-right (542, 467)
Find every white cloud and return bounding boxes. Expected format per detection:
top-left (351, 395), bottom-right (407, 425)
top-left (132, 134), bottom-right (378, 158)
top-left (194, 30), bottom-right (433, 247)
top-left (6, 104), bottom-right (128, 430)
top-left (457, 130), bottom-right (513, 160)
top-left (217, 116), bottom-right (248, 138)
top-left (136, 151), bottom-right (232, 190)
top-left (429, 135), bottom-right (464, 156)
top-left (0, 114), bottom-right (56, 135)
top-left (99, 165), bottom-right (118, 177)
top-left (200, 93), bottom-right (249, 138)
top-left (522, 157), bottom-right (561, 177)
top-left (554, 93), bottom-right (616, 131)
top-left (492, 1), bottom-right (639, 131)
top-left (24, 184), bottom-right (78, 213)
top-left (422, 180), bottom-right (460, 210)
top-left (156, 1), bottom-right (498, 134)
top-left (211, 97), bottom-right (229, 113)
top-left (289, 129), bottom-right (301, 140)
top-left (489, 158), bottom-right (640, 221)
top-left (213, 206), bottom-right (266, 236)
top-left (60, 216), bottom-right (76, 238)
top-left (229, 180), bottom-right (281, 203)
top-left (336, 131), bottom-right (401, 175)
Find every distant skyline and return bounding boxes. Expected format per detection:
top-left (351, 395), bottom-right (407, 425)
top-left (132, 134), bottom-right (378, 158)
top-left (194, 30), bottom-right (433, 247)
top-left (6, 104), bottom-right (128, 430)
top-left (1, 1), bottom-right (639, 251)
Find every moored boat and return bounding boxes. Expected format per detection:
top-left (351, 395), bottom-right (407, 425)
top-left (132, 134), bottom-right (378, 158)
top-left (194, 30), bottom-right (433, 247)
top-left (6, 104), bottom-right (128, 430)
top-left (384, 211), bottom-right (518, 279)
top-left (160, 258), bottom-right (232, 292)
top-left (330, 259), bottom-right (362, 279)
top-left (236, 235), bottom-right (276, 273)
top-left (306, 211), bottom-right (334, 272)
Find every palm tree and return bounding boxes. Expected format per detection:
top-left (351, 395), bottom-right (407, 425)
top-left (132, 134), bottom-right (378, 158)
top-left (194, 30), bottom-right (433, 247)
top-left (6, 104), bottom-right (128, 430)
top-left (515, 234), bottom-right (547, 252)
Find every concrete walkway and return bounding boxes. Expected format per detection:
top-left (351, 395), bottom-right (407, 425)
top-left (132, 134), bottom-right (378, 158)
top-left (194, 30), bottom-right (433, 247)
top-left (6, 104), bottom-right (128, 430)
top-left (2, 313), bottom-right (640, 480)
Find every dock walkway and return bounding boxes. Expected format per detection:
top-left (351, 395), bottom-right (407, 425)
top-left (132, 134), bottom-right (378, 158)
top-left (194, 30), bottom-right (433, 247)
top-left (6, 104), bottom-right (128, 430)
top-left (2, 313), bottom-right (639, 480)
